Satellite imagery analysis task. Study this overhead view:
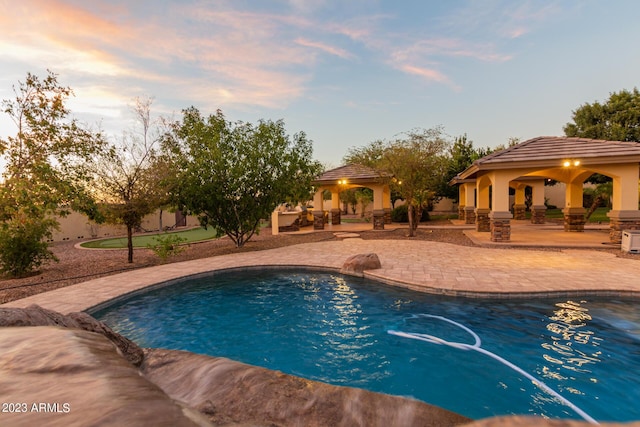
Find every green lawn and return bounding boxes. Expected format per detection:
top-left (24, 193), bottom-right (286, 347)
top-left (341, 217), bottom-right (368, 223)
top-left (542, 207), bottom-right (610, 223)
top-left (80, 227), bottom-right (219, 249)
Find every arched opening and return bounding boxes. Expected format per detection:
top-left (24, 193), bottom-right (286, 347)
top-left (310, 164), bottom-right (392, 230)
top-left (454, 137), bottom-right (640, 243)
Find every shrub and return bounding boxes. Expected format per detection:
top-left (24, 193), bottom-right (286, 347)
top-left (0, 215), bottom-right (58, 277)
top-left (147, 232), bottom-right (187, 261)
top-left (390, 205), bottom-right (430, 223)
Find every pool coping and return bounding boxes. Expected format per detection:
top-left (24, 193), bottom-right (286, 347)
top-left (3, 239), bottom-right (640, 315)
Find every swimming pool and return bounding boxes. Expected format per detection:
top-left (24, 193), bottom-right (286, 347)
top-left (92, 269), bottom-right (640, 422)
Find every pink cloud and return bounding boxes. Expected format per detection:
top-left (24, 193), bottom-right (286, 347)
top-left (508, 27), bottom-right (528, 39)
top-left (294, 38), bottom-right (354, 59)
top-left (395, 38), bottom-right (512, 63)
top-left (399, 64), bottom-right (461, 92)
top-left (0, 0), bottom-right (320, 109)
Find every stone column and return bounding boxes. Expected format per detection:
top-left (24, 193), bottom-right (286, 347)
top-left (383, 208), bottom-right (392, 224)
top-left (313, 189), bottom-right (325, 230)
top-left (489, 211), bottom-right (512, 242)
top-left (513, 186), bottom-right (526, 220)
top-left (331, 191), bottom-right (341, 225)
top-left (331, 208), bottom-right (341, 225)
top-left (563, 180), bottom-right (585, 232)
top-left (607, 210), bottom-right (640, 244)
top-left (513, 204), bottom-right (527, 220)
top-left (382, 186), bottom-right (392, 224)
top-left (458, 204), bottom-right (465, 221)
top-left (464, 207), bottom-right (476, 224)
top-left (313, 211), bottom-right (325, 230)
top-left (475, 208), bottom-right (491, 232)
top-left (563, 207), bottom-right (586, 232)
top-left (530, 205), bottom-right (546, 224)
top-left (373, 209), bottom-right (385, 230)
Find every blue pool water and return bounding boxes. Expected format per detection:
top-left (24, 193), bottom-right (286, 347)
top-left (92, 270), bottom-right (640, 422)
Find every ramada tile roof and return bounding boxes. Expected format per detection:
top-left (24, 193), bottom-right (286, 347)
top-left (313, 164), bottom-right (390, 185)
top-left (479, 136), bottom-right (640, 164)
top-left (458, 136), bottom-right (640, 179)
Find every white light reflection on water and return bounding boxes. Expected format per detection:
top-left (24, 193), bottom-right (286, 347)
top-left (541, 301), bottom-right (603, 395)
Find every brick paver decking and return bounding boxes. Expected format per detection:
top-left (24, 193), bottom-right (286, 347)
top-left (3, 239), bottom-right (639, 314)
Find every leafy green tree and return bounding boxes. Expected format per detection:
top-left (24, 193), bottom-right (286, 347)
top-left (90, 97), bottom-right (166, 263)
top-left (342, 139), bottom-right (387, 169)
top-left (437, 134), bottom-right (478, 200)
top-left (345, 127), bottom-right (450, 236)
top-left (355, 188), bottom-right (373, 218)
top-left (0, 71), bottom-right (105, 276)
top-left (564, 89), bottom-right (640, 185)
top-left (564, 88), bottom-right (640, 142)
top-left (437, 135), bottom-right (522, 201)
top-left (339, 188), bottom-right (358, 214)
top-left (584, 182), bottom-right (612, 220)
top-left (164, 108), bottom-right (321, 247)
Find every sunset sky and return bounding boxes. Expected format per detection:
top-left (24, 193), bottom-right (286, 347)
top-left (1, 0), bottom-right (640, 166)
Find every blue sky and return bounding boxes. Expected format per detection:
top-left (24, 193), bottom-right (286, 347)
top-left (1, 0), bottom-right (640, 167)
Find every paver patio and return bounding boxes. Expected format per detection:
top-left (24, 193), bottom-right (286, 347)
top-left (3, 237), bottom-right (639, 315)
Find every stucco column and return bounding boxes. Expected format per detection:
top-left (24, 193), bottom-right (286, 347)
top-left (607, 163), bottom-right (640, 243)
top-left (530, 180), bottom-right (546, 224)
top-left (610, 164), bottom-right (640, 211)
top-left (271, 210), bottom-right (280, 236)
top-left (457, 185), bottom-right (466, 220)
top-left (475, 177), bottom-right (491, 232)
top-left (490, 173), bottom-right (513, 242)
top-left (312, 189), bottom-right (325, 230)
top-left (330, 190), bottom-right (341, 225)
top-left (491, 172), bottom-right (511, 212)
top-left (382, 186), bottom-right (392, 224)
top-left (372, 186), bottom-right (385, 229)
top-left (563, 181), bottom-right (585, 232)
top-left (462, 182), bottom-right (476, 224)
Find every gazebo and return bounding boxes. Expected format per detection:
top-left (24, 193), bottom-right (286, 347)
top-left (311, 164), bottom-right (392, 230)
top-left (453, 136), bottom-right (640, 243)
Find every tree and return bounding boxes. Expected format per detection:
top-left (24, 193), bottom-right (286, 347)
top-left (584, 182), bottom-right (612, 220)
top-left (339, 188), bottom-right (358, 214)
top-left (345, 127), bottom-right (450, 236)
top-left (164, 108), bottom-right (322, 248)
top-left (564, 88), bottom-right (640, 142)
top-left (90, 97), bottom-right (167, 263)
top-left (437, 134), bottom-right (478, 200)
top-left (564, 89), bottom-right (640, 186)
top-left (355, 188), bottom-right (373, 218)
top-left (0, 71), bottom-right (105, 276)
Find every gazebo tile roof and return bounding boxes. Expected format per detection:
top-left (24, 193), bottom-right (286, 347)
top-left (313, 164), bottom-right (389, 184)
